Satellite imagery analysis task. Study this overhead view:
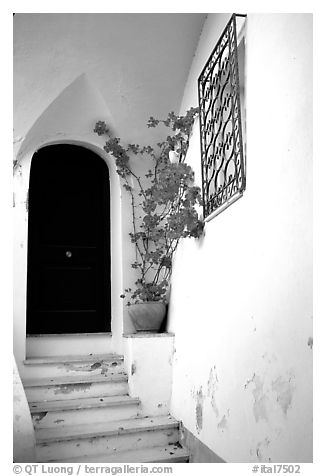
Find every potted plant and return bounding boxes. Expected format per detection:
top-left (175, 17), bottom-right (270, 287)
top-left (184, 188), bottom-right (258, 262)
top-left (94, 107), bottom-right (204, 332)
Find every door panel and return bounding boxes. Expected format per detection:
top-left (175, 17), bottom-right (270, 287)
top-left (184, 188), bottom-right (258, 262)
top-left (26, 144), bottom-right (111, 334)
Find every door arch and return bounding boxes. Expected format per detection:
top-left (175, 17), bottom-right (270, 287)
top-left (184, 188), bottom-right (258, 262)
top-left (26, 144), bottom-right (111, 334)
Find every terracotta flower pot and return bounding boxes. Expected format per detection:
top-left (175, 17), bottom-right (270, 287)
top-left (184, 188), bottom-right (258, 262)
top-left (128, 302), bottom-right (167, 333)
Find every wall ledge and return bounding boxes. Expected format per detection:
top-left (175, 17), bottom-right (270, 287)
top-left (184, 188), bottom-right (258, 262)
top-left (123, 332), bottom-right (175, 338)
top-left (27, 332), bottom-right (112, 337)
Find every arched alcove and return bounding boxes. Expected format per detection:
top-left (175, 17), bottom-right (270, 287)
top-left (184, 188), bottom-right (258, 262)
top-left (14, 75), bottom-right (125, 366)
top-left (26, 144), bottom-right (111, 334)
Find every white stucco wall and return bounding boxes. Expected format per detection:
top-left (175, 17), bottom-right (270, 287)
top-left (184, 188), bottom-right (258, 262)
top-left (168, 13), bottom-right (313, 463)
top-left (13, 13), bottom-right (205, 151)
top-left (124, 334), bottom-right (174, 416)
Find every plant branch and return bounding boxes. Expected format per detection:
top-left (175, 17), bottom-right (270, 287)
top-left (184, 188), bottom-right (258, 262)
top-left (94, 107), bottom-right (204, 304)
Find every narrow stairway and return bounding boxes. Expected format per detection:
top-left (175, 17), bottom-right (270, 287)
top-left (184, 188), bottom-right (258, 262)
top-left (22, 353), bottom-right (189, 463)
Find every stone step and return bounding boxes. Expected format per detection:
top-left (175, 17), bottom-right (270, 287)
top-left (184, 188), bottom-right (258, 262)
top-left (29, 395), bottom-right (140, 413)
top-left (26, 333), bottom-right (114, 358)
top-left (24, 353), bottom-right (123, 365)
top-left (30, 395), bottom-right (141, 428)
top-left (35, 415), bottom-right (180, 462)
top-left (23, 373), bottom-right (128, 387)
top-left (24, 374), bottom-right (128, 402)
top-left (23, 354), bottom-right (124, 379)
top-left (59, 444), bottom-right (190, 463)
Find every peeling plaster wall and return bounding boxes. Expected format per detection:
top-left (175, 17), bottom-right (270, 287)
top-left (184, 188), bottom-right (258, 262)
top-left (13, 358), bottom-right (36, 462)
top-left (123, 334), bottom-right (174, 416)
top-left (168, 14), bottom-right (312, 463)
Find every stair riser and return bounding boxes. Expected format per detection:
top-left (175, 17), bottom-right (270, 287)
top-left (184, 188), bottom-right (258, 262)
top-left (25, 381), bottom-right (128, 402)
top-left (72, 454), bottom-right (189, 463)
top-left (26, 335), bottom-right (114, 358)
top-left (23, 360), bottom-right (125, 379)
top-left (32, 405), bottom-right (141, 429)
top-left (147, 456), bottom-right (189, 463)
top-left (36, 427), bottom-right (180, 462)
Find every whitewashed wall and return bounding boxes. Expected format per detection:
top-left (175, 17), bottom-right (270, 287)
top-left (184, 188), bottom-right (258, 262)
top-left (168, 13), bottom-right (313, 463)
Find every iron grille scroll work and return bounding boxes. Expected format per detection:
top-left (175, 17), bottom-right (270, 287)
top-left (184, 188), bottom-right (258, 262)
top-left (198, 14), bottom-right (246, 219)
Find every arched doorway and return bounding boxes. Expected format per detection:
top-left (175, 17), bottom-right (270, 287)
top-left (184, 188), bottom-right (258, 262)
top-left (26, 144), bottom-right (111, 334)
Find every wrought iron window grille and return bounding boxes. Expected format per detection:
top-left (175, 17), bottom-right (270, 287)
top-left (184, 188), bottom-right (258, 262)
top-left (198, 13), bottom-right (246, 220)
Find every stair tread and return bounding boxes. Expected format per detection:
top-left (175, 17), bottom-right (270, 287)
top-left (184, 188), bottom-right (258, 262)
top-left (56, 444), bottom-right (189, 463)
top-left (30, 395), bottom-right (140, 413)
top-left (24, 353), bottom-right (123, 365)
top-left (23, 373), bottom-right (127, 387)
top-left (36, 415), bottom-right (179, 443)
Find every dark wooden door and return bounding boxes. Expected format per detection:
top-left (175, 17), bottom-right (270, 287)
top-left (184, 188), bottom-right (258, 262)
top-left (26, 144), bottom-right (111, 334)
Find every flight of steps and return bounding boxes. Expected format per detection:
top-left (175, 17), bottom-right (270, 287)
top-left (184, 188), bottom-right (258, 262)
top-left (21, 353), bottom-right (189, 463)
